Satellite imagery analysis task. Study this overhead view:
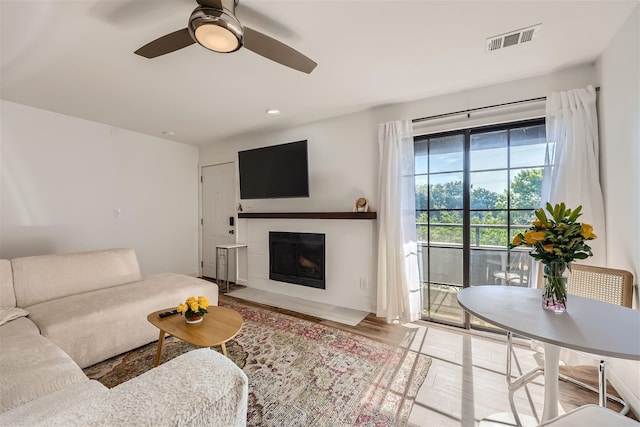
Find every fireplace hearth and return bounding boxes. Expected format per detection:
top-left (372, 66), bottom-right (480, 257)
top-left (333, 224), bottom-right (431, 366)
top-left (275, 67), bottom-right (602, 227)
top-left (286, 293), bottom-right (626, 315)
top-left (269, 232), bottom-right (325, 289)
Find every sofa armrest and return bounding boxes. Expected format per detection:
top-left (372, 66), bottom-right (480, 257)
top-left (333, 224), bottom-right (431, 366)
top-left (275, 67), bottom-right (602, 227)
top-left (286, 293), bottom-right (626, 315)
top-left (11, 349), bottom-right (248, 427)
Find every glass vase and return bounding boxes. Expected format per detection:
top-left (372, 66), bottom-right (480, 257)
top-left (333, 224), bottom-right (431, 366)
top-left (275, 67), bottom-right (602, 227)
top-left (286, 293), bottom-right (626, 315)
top-left (542, 261), bottom-right (568, 313)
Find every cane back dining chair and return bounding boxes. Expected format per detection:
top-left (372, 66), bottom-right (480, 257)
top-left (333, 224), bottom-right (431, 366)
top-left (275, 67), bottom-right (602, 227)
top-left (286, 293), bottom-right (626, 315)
top-left (561, 264), bottom-right (633, 307)
top-left (537, 263), bottom-right (634, 411)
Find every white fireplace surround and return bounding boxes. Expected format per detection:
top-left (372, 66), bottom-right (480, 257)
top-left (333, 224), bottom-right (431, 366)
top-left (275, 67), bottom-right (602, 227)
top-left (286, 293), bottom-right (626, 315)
top-left (236, 218), bottom-right (376, 313)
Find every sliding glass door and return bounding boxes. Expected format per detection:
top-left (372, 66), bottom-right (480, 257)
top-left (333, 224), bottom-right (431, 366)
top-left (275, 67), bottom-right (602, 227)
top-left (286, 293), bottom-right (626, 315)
top-left (415, 119), bottom-right (547, 328)
top-left (415, 133), bottom-right (465, 326)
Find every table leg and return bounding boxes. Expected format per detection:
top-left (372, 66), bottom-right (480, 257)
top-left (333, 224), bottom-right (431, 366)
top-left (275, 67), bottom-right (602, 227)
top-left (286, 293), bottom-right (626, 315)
top-left (541, 343), bottom-right (560, 423)
top-left (598, 360), bottom-right (607, 407)
top-left (221, 342), bottom-right (227, 356)
top-left (216, 247), bottom-right (221, 288)
top-left (225, 248), bottom-right (230, 293)
top-left (154, 329), bottom-right (166, 367)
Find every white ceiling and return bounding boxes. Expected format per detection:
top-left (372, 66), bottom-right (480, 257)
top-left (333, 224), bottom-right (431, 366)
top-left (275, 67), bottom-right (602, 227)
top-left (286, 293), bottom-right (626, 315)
top-left (1, 0), bottom-right (637, 147)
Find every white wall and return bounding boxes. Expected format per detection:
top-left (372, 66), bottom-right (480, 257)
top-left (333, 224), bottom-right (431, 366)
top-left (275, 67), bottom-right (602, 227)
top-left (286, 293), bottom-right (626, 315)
top-left (595, 5), bottom-right (640, 415)
top-left (200, 111), bottom-right (379, 212)
top-left (200, 111), bottom-right (379, 311)
top-left (0, 101), bottom-right (200, 275)
top-left (597, 5), bottom-right (640, 294)
top-left (370, 63), bottom-right (596, 126)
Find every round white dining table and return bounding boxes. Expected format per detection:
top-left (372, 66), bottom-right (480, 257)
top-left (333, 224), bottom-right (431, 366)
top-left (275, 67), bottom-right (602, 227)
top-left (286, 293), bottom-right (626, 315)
top-left (457, 286), bottom-right (640, 423)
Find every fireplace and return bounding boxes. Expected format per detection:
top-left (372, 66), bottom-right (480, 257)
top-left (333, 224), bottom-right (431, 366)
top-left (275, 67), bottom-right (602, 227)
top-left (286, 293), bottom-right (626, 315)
top-left (269, 232), bottom-right (325, 289)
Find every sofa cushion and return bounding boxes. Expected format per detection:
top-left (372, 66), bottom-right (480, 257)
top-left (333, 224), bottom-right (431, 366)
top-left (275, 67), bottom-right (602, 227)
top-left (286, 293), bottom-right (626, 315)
top-left (0, 380), bottom-right (107, 426)
top-left (0, 349), bottom-right (248, 427)
top-left (0, 333), bottom-right (89, 412)
top-left (0, 307), bottom-right (28, 326)
top-left (12, 248), bottom-right (142, 308)
top-left (0, 260), bottom-right (15, 307)
top-left (27, 273), bottom-right (218, 368)
top-left (0, 317), bottom-right (40, 339)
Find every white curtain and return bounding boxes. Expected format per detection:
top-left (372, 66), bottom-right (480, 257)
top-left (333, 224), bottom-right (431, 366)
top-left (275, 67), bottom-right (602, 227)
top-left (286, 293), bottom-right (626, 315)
top-left (542, 85), bottom-right (606, 266)
top-left (376, 120), bottom-right (421, 323)
top-left (536, 85), bottom-right (607, 365)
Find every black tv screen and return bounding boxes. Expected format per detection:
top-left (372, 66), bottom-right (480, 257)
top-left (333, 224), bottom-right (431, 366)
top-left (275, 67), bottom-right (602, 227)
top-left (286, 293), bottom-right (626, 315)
top-left (238, 140), bottom-right (309, 199)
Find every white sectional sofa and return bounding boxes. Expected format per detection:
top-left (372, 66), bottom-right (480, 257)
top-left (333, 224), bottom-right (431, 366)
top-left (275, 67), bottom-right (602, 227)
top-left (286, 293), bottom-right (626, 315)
top-left (0, 248), bottom-right (248, 426)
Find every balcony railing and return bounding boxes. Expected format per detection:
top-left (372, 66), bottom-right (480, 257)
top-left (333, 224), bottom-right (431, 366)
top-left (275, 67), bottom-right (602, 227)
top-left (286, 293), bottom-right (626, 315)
top-left (415, 222), bottom-right (533, 290)
top-left (416, 222), bottom-right (529, 248)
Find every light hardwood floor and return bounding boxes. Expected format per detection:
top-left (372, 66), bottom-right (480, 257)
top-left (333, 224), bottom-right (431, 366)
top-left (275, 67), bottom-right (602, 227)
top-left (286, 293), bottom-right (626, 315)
top-left (219, 292), bottom-right (636, 426)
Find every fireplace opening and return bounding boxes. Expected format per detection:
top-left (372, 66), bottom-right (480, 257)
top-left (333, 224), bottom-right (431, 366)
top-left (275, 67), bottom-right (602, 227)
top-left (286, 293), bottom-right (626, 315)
top-left (269, 232), bottom-right (325, 289)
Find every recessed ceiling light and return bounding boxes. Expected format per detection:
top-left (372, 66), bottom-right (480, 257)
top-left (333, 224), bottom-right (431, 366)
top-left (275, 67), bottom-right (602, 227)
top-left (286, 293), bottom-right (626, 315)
top-left (161, 130), bottom-right (175, 136)
top-left (266, 109), bottom-right (281, 116)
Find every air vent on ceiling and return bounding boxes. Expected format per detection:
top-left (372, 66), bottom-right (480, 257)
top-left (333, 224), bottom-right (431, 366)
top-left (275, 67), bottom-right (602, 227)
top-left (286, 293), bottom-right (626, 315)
top-left (486, 24), bottom-right (542, 53)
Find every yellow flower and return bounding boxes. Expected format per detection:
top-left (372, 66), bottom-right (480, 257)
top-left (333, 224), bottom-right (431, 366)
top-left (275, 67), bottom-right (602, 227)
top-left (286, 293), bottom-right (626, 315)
top-left (581, 223), bottom-right (597, 239)
top-left (189, 301), bottom-right (199, 312)
top-left (513, 204), bottom-right (595, 265)
top-left (543, 244), bottom-right (554, 252)
top-left (186, 296), bottom-right (197, 305)
top-left (176, 303), bottom-right (187, 314)
top-left (524, 230), bottom-right (546, 244)
top-left (197, 296), bottom-right (209, 308)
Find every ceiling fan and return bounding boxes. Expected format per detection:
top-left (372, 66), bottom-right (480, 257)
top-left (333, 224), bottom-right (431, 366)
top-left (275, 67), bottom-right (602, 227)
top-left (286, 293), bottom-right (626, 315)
top-left (134, 0), bottom-right (317, 74)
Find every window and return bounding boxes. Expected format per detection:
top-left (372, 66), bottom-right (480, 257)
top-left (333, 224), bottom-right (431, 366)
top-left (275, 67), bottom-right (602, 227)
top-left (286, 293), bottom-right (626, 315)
top-left (414, 119), bottom-right (547, 328)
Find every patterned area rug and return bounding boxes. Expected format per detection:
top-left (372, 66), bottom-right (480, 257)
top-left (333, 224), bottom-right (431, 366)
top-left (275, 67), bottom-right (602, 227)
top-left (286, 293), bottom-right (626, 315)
top-left (83, 298), bottom-right (431, 426)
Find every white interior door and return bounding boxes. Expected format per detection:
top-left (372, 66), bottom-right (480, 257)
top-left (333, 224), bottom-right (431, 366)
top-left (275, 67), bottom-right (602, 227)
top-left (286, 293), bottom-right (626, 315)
top-left (202, 163), bottom-right (236, 280)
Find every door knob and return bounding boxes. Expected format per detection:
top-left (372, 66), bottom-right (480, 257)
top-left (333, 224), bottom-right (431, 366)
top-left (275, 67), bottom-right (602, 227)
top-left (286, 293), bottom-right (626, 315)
top-left (229, 230), bottom-right (235, 235)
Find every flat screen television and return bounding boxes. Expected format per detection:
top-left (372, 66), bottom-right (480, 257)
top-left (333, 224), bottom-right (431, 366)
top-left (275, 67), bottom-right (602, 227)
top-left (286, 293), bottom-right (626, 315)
top-left (238, 140), bottom-right (309, 199)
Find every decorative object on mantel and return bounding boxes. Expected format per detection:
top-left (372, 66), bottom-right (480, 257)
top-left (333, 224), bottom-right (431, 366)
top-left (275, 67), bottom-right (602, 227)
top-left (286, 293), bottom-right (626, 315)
top-left (509, 203), bottom-right (597, 313)
top-left (352, 197), bottom-right (370, 212)
top-left (177, 296), bottom-right (209, 324)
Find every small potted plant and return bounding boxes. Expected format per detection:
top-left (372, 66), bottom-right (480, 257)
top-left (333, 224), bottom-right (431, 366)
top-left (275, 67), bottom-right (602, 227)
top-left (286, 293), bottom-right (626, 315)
top-left (177, 296), bottom-right (209, 324)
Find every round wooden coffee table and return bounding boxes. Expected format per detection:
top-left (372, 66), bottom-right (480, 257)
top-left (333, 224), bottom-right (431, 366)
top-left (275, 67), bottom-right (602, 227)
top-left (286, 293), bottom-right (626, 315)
top-left (147, 306), bottom-right (243, 366)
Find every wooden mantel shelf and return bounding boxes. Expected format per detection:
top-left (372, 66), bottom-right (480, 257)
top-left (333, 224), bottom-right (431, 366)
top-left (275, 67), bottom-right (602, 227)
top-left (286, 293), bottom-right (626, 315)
top-left (238, 212), bottom-right (377, 220)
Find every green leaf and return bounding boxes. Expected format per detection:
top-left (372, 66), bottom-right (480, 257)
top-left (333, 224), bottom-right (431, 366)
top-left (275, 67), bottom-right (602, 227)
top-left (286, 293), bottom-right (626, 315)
top-left (568, 205), bottom-right (583, 222)
top-left (535, 208), bottom-right (548, 223)
top-left (546, 202), bottom-right (554, 217)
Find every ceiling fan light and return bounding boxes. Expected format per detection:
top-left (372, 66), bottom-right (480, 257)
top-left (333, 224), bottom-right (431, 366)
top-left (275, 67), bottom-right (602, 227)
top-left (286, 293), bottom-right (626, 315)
top-left (195, 24), bottom-right (239, 53)
top-left (189, 6), bottom-right (243, 54)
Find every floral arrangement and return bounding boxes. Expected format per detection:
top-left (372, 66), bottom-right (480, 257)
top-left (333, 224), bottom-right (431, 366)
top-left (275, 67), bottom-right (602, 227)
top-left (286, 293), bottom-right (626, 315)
top-left (177, 296), bottom-right (209, 320)
top-left (509, 202), bottom-right (597, 311)
top-left (509, 202), bottom-right (596, 265)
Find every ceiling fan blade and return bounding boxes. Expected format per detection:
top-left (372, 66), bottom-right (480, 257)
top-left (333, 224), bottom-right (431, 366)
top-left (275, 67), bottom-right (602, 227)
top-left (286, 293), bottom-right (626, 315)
top-left (243, 27), bottom-right (317, 74)
top-left (135, 28), bottom-right (195, 59)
